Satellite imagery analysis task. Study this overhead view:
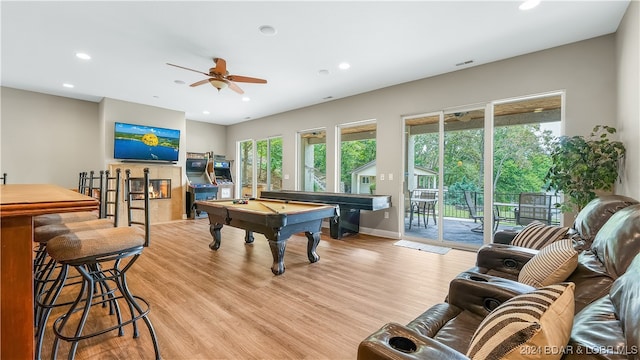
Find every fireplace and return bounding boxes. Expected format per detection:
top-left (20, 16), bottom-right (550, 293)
top-left (130, 178), bottom-right (171, 200)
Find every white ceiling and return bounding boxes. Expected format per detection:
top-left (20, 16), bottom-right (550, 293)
top-left (1, 1), bottom-right (630, 126)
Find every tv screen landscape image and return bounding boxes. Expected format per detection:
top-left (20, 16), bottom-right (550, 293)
top-left (114, 122), bottom-right (180, 162)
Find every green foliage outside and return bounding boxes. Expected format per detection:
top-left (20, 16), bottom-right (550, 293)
top-left (251, 138), bottom-right (283, 190)
top-left (412, 124), bottom-right (555, 206)
top-left (340, 139), bottom-right (376, 193)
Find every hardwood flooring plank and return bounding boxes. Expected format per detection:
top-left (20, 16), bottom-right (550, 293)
top-left (38, 219), bottom-right (477, 359)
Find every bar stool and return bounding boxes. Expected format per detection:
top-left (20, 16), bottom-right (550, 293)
top-left (37, 168), bottom-right (160, 359)
top-left (1, 172), bottom-right (6, 184)
top-left (33, 169), bottom-right (121, 295)
top-left (34, 171), bottom-right (101, 227)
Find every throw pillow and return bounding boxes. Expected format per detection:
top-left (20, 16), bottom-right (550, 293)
top-left (518, 239), bottom-right (578, 288)
top-left (467, 282), bottom-right (575, 360)
top-left (511, 221), bottom-right (569, 250)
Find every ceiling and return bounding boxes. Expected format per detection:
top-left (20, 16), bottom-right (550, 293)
top-left (1, 1), bottom-right (630, 126)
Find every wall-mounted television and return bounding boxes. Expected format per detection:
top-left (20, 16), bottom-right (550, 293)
top-left (114, 122), bottom-right (180, 163)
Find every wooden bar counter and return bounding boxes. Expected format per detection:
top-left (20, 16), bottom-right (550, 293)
top-left (0, 184), bottom-right (99, 360)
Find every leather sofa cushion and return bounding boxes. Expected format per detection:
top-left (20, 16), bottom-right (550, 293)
top-left (592, 204), bottom-right (640, 279)
top-left (609, 254), bottom-right (640, 354)
top-left (405, 303), bottom-right (483, 354)
top-left (565, 297), bottom-right (626, 360)
top-left (573, 195), bottom-right (638, 246)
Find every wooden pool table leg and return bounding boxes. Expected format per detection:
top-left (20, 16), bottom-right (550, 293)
top-left (268, 239), bottom-right (287, 275)
top-left (208, 223), bottom-right (223, 250)
top-left (305, 231), bottom-right (321, 263)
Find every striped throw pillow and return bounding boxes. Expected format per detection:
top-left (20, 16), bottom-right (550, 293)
top-left (511, 221), bottom-right (569, 250)
top-left (518, 239), bottom-right (578, 288)
top-left (467, 282), bottom-right (575, 360)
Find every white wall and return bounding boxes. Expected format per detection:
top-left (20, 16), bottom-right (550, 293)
top-left (0, 87), bottom-right (101, 187)
top-left (226, 35), bottom-right (618, 238)
top-left (616, 0), bottom-right (640, 200)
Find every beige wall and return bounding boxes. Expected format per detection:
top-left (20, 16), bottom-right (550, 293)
top-left (0, 91), bottom-right (227, 195)
top-left (616, 0), bottom-right (640, 200)
top-left (226, 35), bottom-right (619, 238)
top-left (0, 87), bottom-right (101, 187)
top-left (185, 119), bottom-right (227, 156)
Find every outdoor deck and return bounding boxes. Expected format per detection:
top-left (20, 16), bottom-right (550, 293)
top-left (404, 216), bottom-right (521, 247)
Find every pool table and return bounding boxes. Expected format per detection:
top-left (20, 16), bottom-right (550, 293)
top-left (195, 199), bottom-right (338, 275)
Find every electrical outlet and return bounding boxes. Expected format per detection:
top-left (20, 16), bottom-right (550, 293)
top-left (384, 211), bottom-right (389, 219)
top-left (388, 173), bottom-right (393, 181)
top-left (380, 173), bottom-right (385, 181)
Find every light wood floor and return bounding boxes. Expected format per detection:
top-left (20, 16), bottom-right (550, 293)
top-left (39, 219), bottom-right (477, 359)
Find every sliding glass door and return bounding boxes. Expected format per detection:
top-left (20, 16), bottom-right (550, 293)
top-left (403, 92), bottom-right (563, 249)
top-left (238, 136), bottom-right (282, 198)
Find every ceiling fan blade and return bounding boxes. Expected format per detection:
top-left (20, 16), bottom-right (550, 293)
top-left (226, 75), bottom-right (267, 84)
top-left (213, 58), bottom-right (227, 75)
top-left (228, 81), bottom-right (244, 94)
top-left (167, 63), bottom-right (210, 77)
top-left (189, 79), bottom-right (211, 87)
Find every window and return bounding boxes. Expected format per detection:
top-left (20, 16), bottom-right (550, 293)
top-left (338, 121), bottom-right (376, 194)
top-left (239, 139), bottom-right (253, 197)
top-left (256, 137), bottom-right (282, 196)
top-left (298, 129), bottom-right (327, 191)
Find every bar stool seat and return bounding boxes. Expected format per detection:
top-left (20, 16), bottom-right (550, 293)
top-left (34, 218), bottom-right (116, 244)
top-left (46, 226), bottom-right (145, 261)
top-left (34, 212), bottom-right (100, 227)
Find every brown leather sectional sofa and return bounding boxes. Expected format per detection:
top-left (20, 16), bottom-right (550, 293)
top-left (358, 196), bottom-right (640, 360)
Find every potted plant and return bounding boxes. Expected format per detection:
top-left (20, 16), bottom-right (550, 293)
top-left (545, 125), bottom-right (626, 213)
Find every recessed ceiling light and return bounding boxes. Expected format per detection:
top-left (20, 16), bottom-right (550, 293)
top-left (259, 25), bottom-right (277, 36)
top-left (323, 96), bottom-right (333, 100)
top-left (242, 97), bottom-right (250, 102)
top-left (245, 117), bottom-right (252, 120)
top-left (174, 80), bottom-right (186, 85)
top-left (203, 111), bottom-right (210, 115)
top-left (318, 69), bottom-right (330, 75)
top-left (519, 0), bottom-right (540, 11)
top-left (338, 62), bottom-right (351, 70)
top-left (75, 52), bottom-right (91, 60)
top-left (62, 83), bottom-right (74, 88)
top-left (152, 95), bottom-right (159, 98)
top-left (533, 108), bottom-right (544, 113)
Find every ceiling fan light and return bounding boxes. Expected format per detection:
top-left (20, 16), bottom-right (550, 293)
top-left (209, 79), bottom-right (228, 91)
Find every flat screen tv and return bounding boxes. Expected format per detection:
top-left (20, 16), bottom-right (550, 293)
top-left (114, 122), bottom-right (180, 163)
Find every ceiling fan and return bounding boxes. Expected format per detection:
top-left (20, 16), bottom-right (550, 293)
top-left (167, 58), bottom-right (267, 94)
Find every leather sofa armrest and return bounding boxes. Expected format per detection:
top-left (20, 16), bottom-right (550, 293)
top-left (447, 272), bottom-right (535, 318)
top-left (475, 243), bottom-right (538, 276)
top-left (493, 229), bottom-right (518, 244)
top-left (358, 322), bottom-right (469, 360)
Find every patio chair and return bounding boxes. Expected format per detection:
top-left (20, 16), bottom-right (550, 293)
top-left (463, 191), bottom-right (505, 233)
top-left (515, 192), bottom-right (552, 226)
top-left (409, 189), bottom-right (437, 229)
